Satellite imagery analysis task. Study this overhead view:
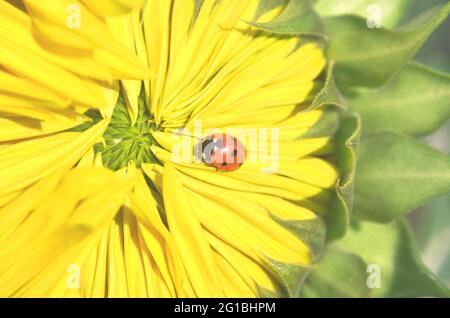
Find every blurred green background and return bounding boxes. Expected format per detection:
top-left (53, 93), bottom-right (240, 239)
top-left (406, 0), bottom-right (450, 286)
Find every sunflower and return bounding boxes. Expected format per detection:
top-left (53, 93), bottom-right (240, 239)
top-left (0, 0), bottom-right (339, 297)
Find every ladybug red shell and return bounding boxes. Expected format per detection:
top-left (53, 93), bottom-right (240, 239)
top-left (201, 134), bottom-right (245, 171)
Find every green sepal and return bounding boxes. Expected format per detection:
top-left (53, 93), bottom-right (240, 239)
top-left (326, 114), bottom-right (361, 240)
top-left (246, 0), bottom-right (326, 38)
top-left (354, 131), bottom-right (450, 223)
top-left (254, 0), bottom-right (288, 19)
top-left (339, 218), bottom-right (450, 297)
top-left (310, 62), bottom-right (346, 111)
top-left (255, 284), bottom-right (280, 298)
top-left (301, 62), bottom-right (345, 138)
top-left (301, 108), bottom-right (339, 138)
top-left (271, 215), bottom-right (326, 263)
top-left (300, 245), bottom-right (372, 298)
top-left (324, 2), bottom-right (450, 89)
top-left (262, 215), bottom-right (327, 297)
top-left (348, 62), bottom-right (450, 136)
top-left (266, 258), bottom-right (311, 297)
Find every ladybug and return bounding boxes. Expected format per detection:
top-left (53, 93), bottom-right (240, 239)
top-left (200, 134), bottom-right (245, 171)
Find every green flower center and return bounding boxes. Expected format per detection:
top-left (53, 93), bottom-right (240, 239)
top-left (71, 90), bottom-right (162, 171)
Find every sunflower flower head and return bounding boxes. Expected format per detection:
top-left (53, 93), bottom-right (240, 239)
top-left (0, 0), bottom-right (341, 298)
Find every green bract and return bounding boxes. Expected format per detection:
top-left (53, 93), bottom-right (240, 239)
top-left (249, 0), bottom-right (450, 297)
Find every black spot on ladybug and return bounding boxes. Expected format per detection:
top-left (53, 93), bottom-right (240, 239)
top-left (221, 162), bottom-right (228, 167)
top-left (231, 149), bottom-right (237, 157)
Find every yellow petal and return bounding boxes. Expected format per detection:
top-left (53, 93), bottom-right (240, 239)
top-left (23, 0), bottom-right (112, 50)
top-left (0, 120), bottom-right (108, 196)
top-left (162, 163), bottom-right (224, 297)
top-left (0, 114), bottom-right (84, 142)
top-left (0, 167), bottom-right (137, 297)
top-left (0, 36), bottom-right (107, 109)
top-left (82, 0), bottom-right (145, 17)
top-left (107, 12), bottom-right (146, 122)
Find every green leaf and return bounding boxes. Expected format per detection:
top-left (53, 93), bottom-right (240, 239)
top-left (300, 245), bottom-right (371, 298)
top-left (339, 218), bottom-right (449, 297)
top-left (246, 0), bottom-right (326, 38)
top-left (354, 131), bottom-right (450, 222)
top-left (414, 192), bottom-right (450, 286)
top-left (326, 114), bottom-right (361, 240)
top-left (324, 2), bottom-right (450, 88)
top-left (314, 0), bottom-right (411, 28)
top-left (348, 63), bottom-right (450, 136)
